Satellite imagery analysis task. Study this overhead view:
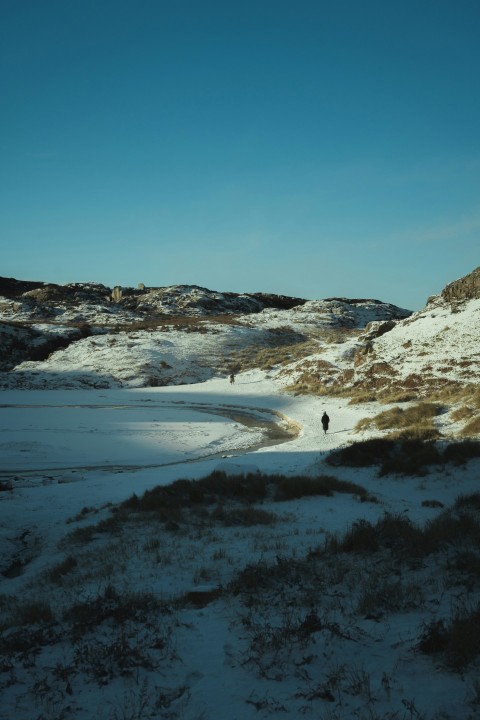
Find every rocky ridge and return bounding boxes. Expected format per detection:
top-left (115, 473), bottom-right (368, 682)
top-left (0, 277), bottom-right (411, 389)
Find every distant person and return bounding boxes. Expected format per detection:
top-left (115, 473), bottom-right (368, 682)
top-left (229, 372), bottom-right (235, 385)
top-left (321, 411), bottom-right (330, 435)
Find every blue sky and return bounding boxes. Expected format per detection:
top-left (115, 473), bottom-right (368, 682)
top-left (1, 0), bottom-right (479, 310)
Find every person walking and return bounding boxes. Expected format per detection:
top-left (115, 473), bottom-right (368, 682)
top-left (321, 411), bottom-right (330, 435)
top-left (229, 372), bottom-right (235, 385)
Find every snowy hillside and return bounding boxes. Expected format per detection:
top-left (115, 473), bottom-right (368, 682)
top-left (0, 279), bottom-right (411, 390)
top-left (353, 296), bottom-right (480, 393)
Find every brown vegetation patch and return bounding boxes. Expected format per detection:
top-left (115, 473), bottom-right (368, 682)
top-left (460, 417), bottom-right (480, 438)
top-left (355, 403), bottom-right (443, 438)
top-left (231, 336), bottom-right (316, 373)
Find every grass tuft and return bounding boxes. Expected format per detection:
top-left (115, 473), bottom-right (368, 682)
top-left (419, 604), bottom-right (480, 669)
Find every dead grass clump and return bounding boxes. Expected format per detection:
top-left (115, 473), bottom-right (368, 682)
top-left (443, 440), bottom-right (480, 464)
top-left (210, 505), bottom-right (278, 526)
top-left (327, 438), bottom-right (396, 468)
top-left (379, 390), bottom-right (418, 404)
top-left (63, 510), bottom-right (131, 545)
top-left (431, 383), bottom-right (480, 407)
top-left (122, 472), bottom-right (270, 513)
top-left (62, 524), bottom-right (98, 545)
top-left (356, 402), bottom-right (443, 434)
top-left (347, 390), bottom-right (378, 404)
top-left (287, 378), bottom-right (332, 396)
top-left (274, 474), bottom-right (370, 502)
top-left (330, 436), bottom-right (479, 476)
top-left (1, 599), bottom-right (55, 629)
top-left (378, 440), bottom-right (442, 477)
top-left (285, 359), bottom-right (337, 388)
top-left (419, 604), bottom-right (480, 669)
top-left (329, 514), bottom-right (425, 556)
top-left (424, 510), bottom-right (480, 550)
top-left (63, 584), bottom-right (162, 639)
top-left (45, 555), bottom-right (78, 584)
top-left (232, 336), bottom-right (314, 372)
top-left (357, 575), bottom-right (423, 616)
top-left (454, 493), bottom-right (480, 511)
top-left (460, 416), bottom-right (480, 437)
top-left (228, 558), bottom-right (307, 596)
top-left (122, 471), bottom-right (372, 518)
top-left (116, 314), bottom-right (244, 334)
top-left (451, 406), bottom-right (475, 422)
top-left (388, 426), bottom-right (441, 441)
top-left (328, 507), bottom-right (480, 560)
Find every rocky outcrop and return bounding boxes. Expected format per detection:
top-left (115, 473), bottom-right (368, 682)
top-left (441, 266), bottom-right (480, 302)
top-left (360, 320), bottom-right (397, 342)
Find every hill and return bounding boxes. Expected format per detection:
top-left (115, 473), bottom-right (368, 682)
top-left (0, 279), bottom-right (411, 389)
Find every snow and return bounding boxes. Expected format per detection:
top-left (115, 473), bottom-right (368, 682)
top-left (0, 295), bottom-right (479, 720)
top-left (360, 297), bottom-right (480, 384)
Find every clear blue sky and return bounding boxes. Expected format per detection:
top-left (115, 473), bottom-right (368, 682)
top-left (1, 0), bottom-right (479, 310)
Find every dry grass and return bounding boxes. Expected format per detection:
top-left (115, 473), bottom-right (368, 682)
top-left (284, 359), bottom-right (339, 394)
top-left (461, 416), bottom-right (480, 437)
top-left (273, 474), bottom-right (373, 502)
top-left (108, 314), bottom-right (246, 334)
top-left (355, 403), bottom-right (443, 438)
top-left (121, 470), bottom-right (371, 515)
top-left (428, 383), bottom-right (480, 407)
top-left (347, 389), bottom-right (379, 404)
top-left (287, 367), bottom-right (465, 406)
top-left (419, 604), bottom-right (480, 669)
top-left (451, 405), bottom-right (475, 422)
top-left (287, 369), bottom-right (356, 398)
top-left (231, 337), bottom-right (317, 373)
top-left (376, 389), bottom-right (419, 404)
top-left (320, 370), bottom-right (480, 413)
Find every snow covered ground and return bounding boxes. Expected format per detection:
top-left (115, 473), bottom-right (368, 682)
top-left (1, 368), bottom-right (479, 720)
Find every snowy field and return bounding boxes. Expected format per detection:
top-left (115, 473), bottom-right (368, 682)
top-left (1, 370), bottom-right (479, 720)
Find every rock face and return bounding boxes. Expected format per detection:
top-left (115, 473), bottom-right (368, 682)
top-left (441, 266), bottom-right (480, 302)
